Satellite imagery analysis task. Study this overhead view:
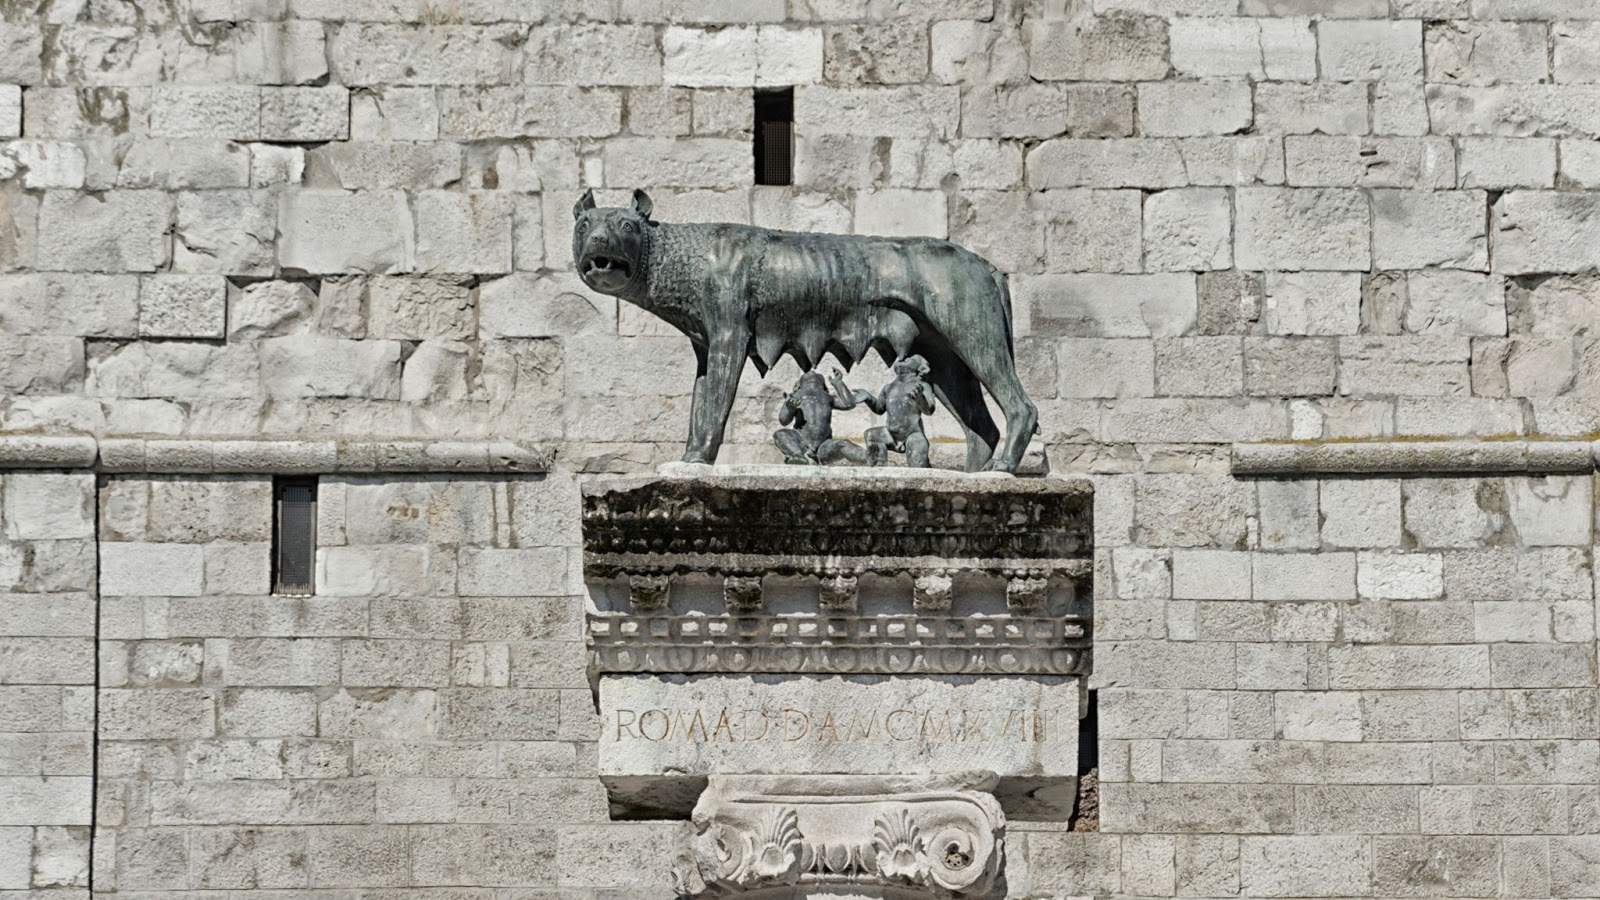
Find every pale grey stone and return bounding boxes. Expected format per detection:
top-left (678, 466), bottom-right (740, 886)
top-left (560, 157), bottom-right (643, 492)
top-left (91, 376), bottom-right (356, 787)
top-left (1427, 21), bottom-right (1549, 85)
top-left (1320, 19), bottom-right (1424, 81)
top-left (1259, 479), bottom-right (1320, 550)
top-left (173, 190), bottom-right (277, 276)
top-left (1255, 82), bottom-right (1370, 136)
top-left (1027, 138), bottom-right (1186, 189)
top-left (1358, 551), bottom-right (1445, 599)
top-left (1286, 136), bottom-right (1456, 188)
top-left (1263, 273), bottom-right (1361, 336)
top-left (599, 673), bottom-right (1077, 778)
top-left (1496, 191), bottom-right (1600, 273)
top-left (1405, 271), bottom-right (1506, 335)
top-left (1254, 552), bottom-right (1356, 600)
top-left (36, 191), bottom-right (169, 273)
top-left (1338, 336), bottom-right (1471, 397)
top-left (439, 86), bottom-right (622, 139)
top-left (259, 336), bottom-right (402, 399)
top-left (306, 141), bottom-right (463, 190)
top-left (825, 21), bottom-right (928, 84)
top-left (1138, 81), bottom-right (1252, 137)
top-left (227, 281), bottom-right (317, 340)
top-left (1040, 189), bottom-right (1142, 273)
top-left (1321, 479), bottom-right (1403, 548)
top-left (1170, 17), bottom-right (1315, 80)
top-left (350, 87), bottom-right (441, 141)
top-left (332, 24), bottom-right (524, 86)
top-left (1028, 16), bottom-right (1170, 81)
top-left (602, 137), bottom-right (749, 188)
top-left (101, 543), bottom-right (204, 597)
top-left (0, 86), bottom-right (18, 139)
top-left (662, 26), bottom-right (822, 87)
top-left (526, 24), bottom-right (662, 85)
top-left (139, 275), bottom-right (227, 339)
top-left (1053, 338), bottom-right (1153, 399)
top-left (1172, 550), bottom-right (1252, 600)
top-left (930, 20), bottom-right (1029, 85)
top-left (1459, 137), bottom-right (1557, 188)
top-left (278, 190), bottom-right (415, 275)
top-left (1428, 83), bottom-right (1600, 138)
top-left (1373, 190), bottom-right (1489, 270)
top-left (1018, 274), bottom-right (1196, 338)
top-left (1506, 475), bottom-right (1592, 546)
top-left (458, 548), bottom-right (570, 597)
top-left (0, 274), bottom-right (138, 338)
top-left (1245, 337), bottom-right (1337, 396)
top-left (854, 188), bottom-right (946, 239)
top-left (415, 190), bottom-right (513, 274)
top-left (1236, 188), bottom-right (1370, 271)
top-left (1277, 691), bottom-right (1361, 741)
top-left (1144, 188), bottom-right (1232, 271)
top-left (1155, 337), bottom-right (1244, 397)
top-left (1556, 21), bottom-right (1600, 82)
top-left (150, 86), bottom-right (260, 139)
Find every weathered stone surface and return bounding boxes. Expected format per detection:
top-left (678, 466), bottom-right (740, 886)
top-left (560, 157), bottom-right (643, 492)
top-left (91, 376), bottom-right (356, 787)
top-left (139, 275), bottom-right (228, 339)
top-left (599, 674), bottom-right (1078, 778)
top-left (278, 191), bottom-right (415, 275)
top-left (35, 191), bottom-right (169, 273)
top-left (1236, 188), bottom-right (1370, 271)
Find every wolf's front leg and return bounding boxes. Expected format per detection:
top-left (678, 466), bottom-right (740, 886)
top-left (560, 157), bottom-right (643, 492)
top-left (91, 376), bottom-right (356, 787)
top-left (682, 328), bottom-right (746, 464)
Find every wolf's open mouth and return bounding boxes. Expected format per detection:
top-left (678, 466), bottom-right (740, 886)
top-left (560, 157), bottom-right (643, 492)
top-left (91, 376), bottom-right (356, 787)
top-left (584, 255), bottom-right (631, 279)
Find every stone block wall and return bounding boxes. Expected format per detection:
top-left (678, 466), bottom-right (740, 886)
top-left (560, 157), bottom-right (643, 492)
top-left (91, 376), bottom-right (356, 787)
top-left (2, 0), bottom-right (1599, 897)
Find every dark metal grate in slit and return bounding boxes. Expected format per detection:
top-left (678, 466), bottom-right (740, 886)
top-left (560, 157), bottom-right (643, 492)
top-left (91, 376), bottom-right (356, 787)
top-left (274, 479), bottom-right (317, 595)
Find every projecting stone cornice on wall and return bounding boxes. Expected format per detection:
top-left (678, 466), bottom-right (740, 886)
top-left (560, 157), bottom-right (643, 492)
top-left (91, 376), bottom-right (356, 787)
top-left (1232, 439), bottom-right (1600, 477)
top-left (0, 435), bottom-right (554, 473)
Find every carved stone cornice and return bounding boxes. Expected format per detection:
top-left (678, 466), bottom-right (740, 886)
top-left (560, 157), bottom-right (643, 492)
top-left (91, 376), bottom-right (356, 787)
top-left (589, 614), bottom-right (1091, 677)
top-left (677, 773), bottom-right (1006, 899)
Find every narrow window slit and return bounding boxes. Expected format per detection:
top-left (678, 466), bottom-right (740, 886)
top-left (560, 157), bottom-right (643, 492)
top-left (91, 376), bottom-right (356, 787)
top-left (754, 87), bottom-right (794, 186)
top-left (273, 477), bottom-right (317, 596)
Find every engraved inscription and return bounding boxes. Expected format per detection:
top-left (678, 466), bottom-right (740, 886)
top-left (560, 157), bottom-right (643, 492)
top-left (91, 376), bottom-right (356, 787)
top-left (610, 706), bottom-right (1049, 744)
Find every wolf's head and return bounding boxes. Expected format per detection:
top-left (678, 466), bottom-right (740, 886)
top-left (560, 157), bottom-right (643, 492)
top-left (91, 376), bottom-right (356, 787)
top-left (572, 188), bottom-right (653, 295)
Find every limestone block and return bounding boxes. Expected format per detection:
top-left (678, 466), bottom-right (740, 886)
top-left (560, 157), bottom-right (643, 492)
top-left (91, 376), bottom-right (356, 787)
top-left (1254, 553), bottom-right (1356, 601)
top-left (965, 83), bottom-right (1135, 140)
top-left (794, 86), bottom-right (960, 139)
top-left (1337, 336), bottom-right (1471, 397)
top-left (277, 191), bottom-right (415, 275)
top-left (1028, 16), bottom-right (1170, 81)
top-left (1139, 81), bottom-right (1252, 138)
top-left (0, 336), bottom-right (83, 394)
top-left (950, 191), bottom-right (1041, 273)
top-left (1236, 188), bottom-right (1370, 271)
top-left (307, 826), bottom-right (409, 888)
top-left (1358, 552), bottom-right (1445, 600)
top-left (307, 142), bottom-right (462, 191)
top-left (1144, 188), bottom-right (1232, 271)
top-left (1506, 476), bottom-right (1592, 546)
top-left (1320, 19), bottom-right (1424, 81)
top-left (113, 139), bottom-right (249, 191)
top-left (1172, 550), bottom-right (1252, 600)
top-left (0, 86), bottom-right (17, 139)
top-left (1286, 136), bottom-right (1455, 188)
top-left (174, 190), bottom-right (277, 276)
top-left (603, 138), bottom-right (748, 188)
top-left (259, 86), bottom-right (348, 142)
top-left (1427, 21), bottom-right (1549, 85)
top-left (407, 824), bottom-right (555, 887)
top-left (1134, 475), bottom-right (1253, 549)
top-left (1244, 337), bottom-right (1337, 396)
top-left (825, 21), bottom-right (928, 84)
top-left (350, 87), bottom-right (440, 141)
top-left (439, 87), bottom-right (622, 139)
top-left (1040, 189), bottom-right (1141, 273)
top-left (524, 23), bottom-right (661, 85)
top-left (479, 271), bottom-right (612, 339)
top-left (0, 274), bottom-right (138, 337)
top-left (458, 548), bottom-right (570, 597)
top-left (1259, 479), bottom-right (1319, 550)
top-left (332, 25), bottom-right (523, 86)
top-left (1496, 191), bottom-right (1600, 273)
top-left (663, 26), bottom-right (823, 87)
top-left (414, 190), bottom-right (512, 275)
top-left (1263, 272), bottom-right (1361, 336)
top-left (1027, 138), bottom-right (1186, 189)
top-left (86, 341), bottom-right (258, 400)
top-left (232, 20), bottom-right (327, 85)
top-left (204, 542), bottom-right (271, 594)
top-left (1320, 479), bottom-right (1402, 548)
top-left (150, 86), bottom-right (260, 139)
top-left (1255, 82), bottom-right (1370, 136)
top-left (1018, 274), bottom-right (1196, 338)
top-left (598, 673), bottom-right (1078, 778)
top-left (227, 281), bottom-right (316, 341)
top-left (1428, 84), bottom-right (1600, 138)
top-left (259, 336), bottom-right (402, 399)
top-left (35, 190), bottom-right (169, 273)
top-left (3, 473), bottom-right (93, 541)
top-left (101, 543), bottom-right (204, 597)
top-left (930, 21), bottom-right (1029, 85)
top-left (218, 638), bottom-right (339, 687)
top-left (138, 275), bottom-right (227, 340)
top-left (1276, 691), bottom-right (1362, 741)
top-left (0, 140), bottom-right (86, 190)
top-left (854, 188), bottom-right (945, 239)
top-left (1155, 337), bottom-right (1244, 397)
top-left (1373, 190), bottom-right (1488, 270)
top-left (1556, 21), bottom-right (1600, 82)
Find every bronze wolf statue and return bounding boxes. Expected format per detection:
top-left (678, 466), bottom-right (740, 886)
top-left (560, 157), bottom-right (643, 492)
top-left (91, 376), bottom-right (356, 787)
top-left (571, 189), bottom-right (1038, 472)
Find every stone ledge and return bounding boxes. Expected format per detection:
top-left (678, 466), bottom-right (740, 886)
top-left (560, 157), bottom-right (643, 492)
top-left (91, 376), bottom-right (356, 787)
top-left (0, 436), bottom-right (554, 474)
top-left (1232, 440), bottom-right (1597, 477)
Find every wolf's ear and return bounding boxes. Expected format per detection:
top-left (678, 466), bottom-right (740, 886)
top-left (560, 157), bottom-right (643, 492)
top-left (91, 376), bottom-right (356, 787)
top-left (573, 189), bottom-right (596, 220)
top-left (632, 188), bottom-right (654, 220)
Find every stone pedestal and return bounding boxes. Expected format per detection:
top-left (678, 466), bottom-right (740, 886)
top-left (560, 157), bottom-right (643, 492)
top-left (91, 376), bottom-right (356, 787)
top-left (583, 471), bottom-right (1093, 897)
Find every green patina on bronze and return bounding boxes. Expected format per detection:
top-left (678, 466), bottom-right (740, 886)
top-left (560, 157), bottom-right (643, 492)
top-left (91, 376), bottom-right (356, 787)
top-left (571, 189), bottom-right (1039, 473)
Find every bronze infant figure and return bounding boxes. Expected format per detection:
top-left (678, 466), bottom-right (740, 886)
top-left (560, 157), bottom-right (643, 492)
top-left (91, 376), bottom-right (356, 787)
top-left (572, 189), bottom-right (1038, 472)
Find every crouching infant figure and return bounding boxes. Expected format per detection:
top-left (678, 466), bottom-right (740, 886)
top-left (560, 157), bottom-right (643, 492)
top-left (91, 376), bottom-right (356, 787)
top-left (831, 355), bottom-right (936, 468)
top-left (773, 371), bottom-right (870, 465)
